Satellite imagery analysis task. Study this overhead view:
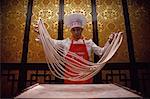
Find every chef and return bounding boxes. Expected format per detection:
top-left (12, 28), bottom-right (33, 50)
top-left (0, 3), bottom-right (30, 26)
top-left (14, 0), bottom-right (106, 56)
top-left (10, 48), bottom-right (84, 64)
top-left (35, 13), bottom-right (115, 84)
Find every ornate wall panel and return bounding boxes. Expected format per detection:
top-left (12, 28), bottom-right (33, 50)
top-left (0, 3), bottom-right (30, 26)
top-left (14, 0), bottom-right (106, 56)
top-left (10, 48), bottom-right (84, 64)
top-left (27, 0), bottom-right (59, 63)
top-left (1, 69), bottom-right (19, 97)
top-left (1, 0), bottom-right (27, 63)
top-left (96, 0), bottom-right (129, 63)
top-left (1, 0), bottom-right (149, 63)
top-left (1, 63), bottom-right (150, 98)
top-left (64, 0), bottom-right (92, 39)
top-left (128, 0), bottom-right (150, 62)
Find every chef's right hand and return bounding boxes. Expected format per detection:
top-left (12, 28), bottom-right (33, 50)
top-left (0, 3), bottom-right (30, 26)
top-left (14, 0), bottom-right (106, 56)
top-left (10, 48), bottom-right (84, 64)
top-left (33, 21), bottom-right (41, 42)
top-left (33, 21), bottom-right (39, 34)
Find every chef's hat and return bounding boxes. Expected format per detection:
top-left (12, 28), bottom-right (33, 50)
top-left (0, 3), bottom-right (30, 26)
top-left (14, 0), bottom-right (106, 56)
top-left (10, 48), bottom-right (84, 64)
top-left (64, 13), bottom-right (87, 29)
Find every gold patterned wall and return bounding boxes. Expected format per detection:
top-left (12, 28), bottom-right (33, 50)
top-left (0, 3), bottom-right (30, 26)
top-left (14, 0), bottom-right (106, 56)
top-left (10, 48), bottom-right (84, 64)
top-left (64, 0), bottom-right (92, 39)
top-left (1, 0), bottom-right (150, 63)
top-left (1, 0), bottom-right (27, 63)
top-left (27, 0), bottom-right (59, 63)
top-left (96, 0), bottom-right (129, 63)
top-left (128, 0), bottom-right (150, 62)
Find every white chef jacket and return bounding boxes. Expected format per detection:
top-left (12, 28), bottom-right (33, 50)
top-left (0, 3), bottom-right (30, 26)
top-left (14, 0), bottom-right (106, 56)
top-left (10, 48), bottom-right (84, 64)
top-left (51, 38), bottom-right (108, 59)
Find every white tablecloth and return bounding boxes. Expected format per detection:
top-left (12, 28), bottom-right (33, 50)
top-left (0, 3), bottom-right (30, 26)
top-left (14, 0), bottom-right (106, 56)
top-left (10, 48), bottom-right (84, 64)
top-left (15, 84), bottom-right (141, 99)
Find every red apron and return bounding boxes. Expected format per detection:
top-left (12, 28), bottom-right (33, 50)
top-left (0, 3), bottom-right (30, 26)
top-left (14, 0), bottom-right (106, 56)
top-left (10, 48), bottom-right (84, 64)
top-left (64, 40), bottom-right (93, 84)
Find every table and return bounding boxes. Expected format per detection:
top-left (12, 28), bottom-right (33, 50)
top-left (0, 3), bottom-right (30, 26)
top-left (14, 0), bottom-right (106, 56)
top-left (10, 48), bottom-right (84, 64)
top-left (15, 83), bottom-right (141, 99)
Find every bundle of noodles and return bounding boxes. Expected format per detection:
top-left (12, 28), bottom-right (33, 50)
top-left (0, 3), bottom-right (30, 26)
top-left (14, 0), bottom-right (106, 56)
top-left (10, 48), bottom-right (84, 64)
top-left (37, 19), bottom-right (123, 81)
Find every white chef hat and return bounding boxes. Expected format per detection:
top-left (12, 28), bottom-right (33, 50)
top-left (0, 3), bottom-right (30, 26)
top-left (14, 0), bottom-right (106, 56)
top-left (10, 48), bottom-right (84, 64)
top-left (64, 13), bottom-right (87, 29)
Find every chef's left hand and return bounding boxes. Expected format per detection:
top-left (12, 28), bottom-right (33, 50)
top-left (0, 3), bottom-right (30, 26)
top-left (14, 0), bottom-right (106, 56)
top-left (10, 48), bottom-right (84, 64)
top-left (108, 32), bottom-right (115, 44)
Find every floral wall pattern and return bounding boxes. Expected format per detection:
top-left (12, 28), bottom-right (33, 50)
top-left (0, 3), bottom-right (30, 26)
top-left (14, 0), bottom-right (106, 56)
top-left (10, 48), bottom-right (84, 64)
top-left (1, 0), bottom-right (150, 63)
top-left (96, 0), bottom-right (129, 62)
top-left (128, 0), bottom-right (150, 62)
top-left (1, 0), bottom-right (27, 63)
top-left (27, 0), bottom-right (59, 62)
top-left (64, 0), bottom-right (92, 39)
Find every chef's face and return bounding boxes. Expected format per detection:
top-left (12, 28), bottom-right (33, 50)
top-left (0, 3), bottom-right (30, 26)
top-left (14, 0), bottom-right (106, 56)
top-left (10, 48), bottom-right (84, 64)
top-left (71, 27), bottom-right (83, 40)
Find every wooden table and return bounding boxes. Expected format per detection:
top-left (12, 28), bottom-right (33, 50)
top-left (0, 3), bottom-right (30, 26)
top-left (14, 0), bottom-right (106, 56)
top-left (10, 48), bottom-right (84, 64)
top-left (15, 83), bottom-right (141, 99)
